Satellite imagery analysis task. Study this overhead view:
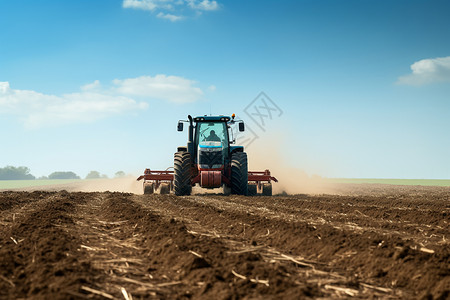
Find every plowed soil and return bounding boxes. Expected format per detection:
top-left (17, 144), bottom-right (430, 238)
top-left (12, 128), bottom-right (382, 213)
top-left (0, 184), bottom-right (449, 299)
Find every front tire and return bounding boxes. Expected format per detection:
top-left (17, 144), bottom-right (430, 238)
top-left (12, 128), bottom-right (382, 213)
top-left (231, 152), bottom-right (248, 195)
top-left (174, 152), bottom-right (192, 196)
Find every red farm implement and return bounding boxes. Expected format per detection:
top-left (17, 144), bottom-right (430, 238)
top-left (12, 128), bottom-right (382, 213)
top-left (137, 168), bottom-right (278, 195)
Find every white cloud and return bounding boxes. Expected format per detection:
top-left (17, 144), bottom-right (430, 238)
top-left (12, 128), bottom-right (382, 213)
top-left (122, 0), bottom-right (220, 21)
top-left (25, 93), bottom-right (148, 128)
top-left (0, 81), bottom-right (148, 129)
top-left (81, 80), bottom-right (101, 91)
top-left (157, 12), bottom-right (183, 21)
top-left (113, 74), bottom-right (203, 103)
top-left (122, 0), bottom-right (158, 11)
top-left (397, 56), bottom-right (450, 85)
top-left (0, 74), bottom-right (207, 128)
top-left (187, 0), bottom-right (219, 11)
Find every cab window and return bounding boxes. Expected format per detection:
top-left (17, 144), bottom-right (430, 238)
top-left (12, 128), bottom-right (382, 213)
top-left (197, 122), bottom-right (227, 143)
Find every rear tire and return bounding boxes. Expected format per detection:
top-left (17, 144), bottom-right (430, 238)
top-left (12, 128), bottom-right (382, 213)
top-left (143, 183), bottom-right (154, 194)
top-left (231, 152), bottom-right (248, 195)
top-left (262, 183), bottom-right (272, 196)
top-left (174, 152), bottom-right (192, 196)
top-left (248, 184), bottom-right (257, 196)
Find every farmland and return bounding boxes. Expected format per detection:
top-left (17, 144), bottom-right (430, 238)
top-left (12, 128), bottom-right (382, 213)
top-left (326, 178), bottom-right (450, 187)
top-left (0, 179), bottom-right (81, 190)
top-left (1, 178), bottom-right (449, 192)
top-left (0, 183), bottom-right (448, 299)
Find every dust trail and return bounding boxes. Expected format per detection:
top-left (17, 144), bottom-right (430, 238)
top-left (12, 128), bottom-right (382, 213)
top-left (246, 136), bottom-right (338, 195)
top-left (71, 177), bottom-right (143, 194)
top-left (19, 136), bottom-right (336, 195)
top-left (17, 177), bottom-right (144, 194)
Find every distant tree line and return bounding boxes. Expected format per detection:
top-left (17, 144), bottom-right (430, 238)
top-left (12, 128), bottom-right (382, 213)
top-left (0, 166), bottom-right (128, 180)
top-left (85, 170), bottom-right (127, 179)
top-left (48, 171), bottom-right (80, 179)
top-left (0, 166), bottom-right (35, 180)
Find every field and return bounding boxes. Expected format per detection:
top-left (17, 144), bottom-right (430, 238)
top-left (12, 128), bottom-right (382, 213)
top-left (0, 179), bottom-right (81, 190)
top-left (0, 183), bottom-right (448, 299)
top-left (326, 178), bottom-right (450, 187)
top-left (2, 178), bottom-right (449, 191)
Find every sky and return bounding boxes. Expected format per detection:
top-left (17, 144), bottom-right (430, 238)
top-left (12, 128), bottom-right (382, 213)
top-left (0, 0), bottom-right (449, 179)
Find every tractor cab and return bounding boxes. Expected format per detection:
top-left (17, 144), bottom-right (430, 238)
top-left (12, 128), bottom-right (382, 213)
top-left (178, 115), bottom-right (244, 167)
top-left (193, 117), bottom-right (230, 170)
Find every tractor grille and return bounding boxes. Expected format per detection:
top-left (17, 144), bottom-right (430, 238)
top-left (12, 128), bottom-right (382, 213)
top-left (199, 150), bottom-right (223, 168)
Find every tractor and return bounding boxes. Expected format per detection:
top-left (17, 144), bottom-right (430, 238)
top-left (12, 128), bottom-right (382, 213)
top-left (137, 114), bottom-right (277, 196)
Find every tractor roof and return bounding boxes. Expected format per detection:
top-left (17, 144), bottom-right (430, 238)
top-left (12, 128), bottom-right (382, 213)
top-left (193, 115), bottom-right (231, 122)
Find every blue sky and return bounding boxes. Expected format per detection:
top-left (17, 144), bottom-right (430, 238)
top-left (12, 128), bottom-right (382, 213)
top-left (1, 0), bottom-right (449, 179)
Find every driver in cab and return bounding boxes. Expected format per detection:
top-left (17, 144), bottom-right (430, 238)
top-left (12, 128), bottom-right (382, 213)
top-left (206, 130), bottom-right (221, 142)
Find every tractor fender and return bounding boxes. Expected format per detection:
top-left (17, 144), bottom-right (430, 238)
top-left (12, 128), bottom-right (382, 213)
top-left (230, 146), bottom-right (244, 155)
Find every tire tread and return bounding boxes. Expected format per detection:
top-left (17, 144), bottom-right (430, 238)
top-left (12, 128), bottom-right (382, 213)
top-left (231, 152), bottom-right (248, 195)
top-left (174, 152), bottom-right (192, 196)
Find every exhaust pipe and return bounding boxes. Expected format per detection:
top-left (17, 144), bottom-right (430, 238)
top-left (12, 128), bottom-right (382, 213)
top-left (187, 115), bottom-right (194, 155)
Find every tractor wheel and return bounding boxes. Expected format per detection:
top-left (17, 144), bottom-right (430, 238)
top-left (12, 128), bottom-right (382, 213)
top-left (262, 183), bottom-right (272, 196)
top-left (248, 184), bottom-right (257, 196)
top-left (231, 152), bottom-right (248, 195)
top-left (160, 183), bottom-right (170, 194)
top-left (174, 152), bottom-right (192, 196)
top-left (143, 183), bottom-right (154, 194)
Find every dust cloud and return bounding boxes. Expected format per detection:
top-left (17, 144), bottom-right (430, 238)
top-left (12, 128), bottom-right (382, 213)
top-left (73, 177), bottom-right (143, 194)
top-left (75, 137), bottom-right (338, 195)
top-left (246, 136), bottom-right (337, 195)
top-left (19, 177), bottom-right (145, 194)
top-left (22, 136), bottom-right (338, 195)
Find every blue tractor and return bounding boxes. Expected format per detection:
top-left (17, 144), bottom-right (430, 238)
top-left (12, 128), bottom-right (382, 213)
top-left (137, 114), bottom-right (277, 196)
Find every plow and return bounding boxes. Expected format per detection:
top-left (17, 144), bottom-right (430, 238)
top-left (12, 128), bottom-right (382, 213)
top-left (137, 114), bottom-right (277, 196)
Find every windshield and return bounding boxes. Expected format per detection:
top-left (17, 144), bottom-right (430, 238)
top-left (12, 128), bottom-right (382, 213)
top-left (196, 122), bottom-right (228, 145)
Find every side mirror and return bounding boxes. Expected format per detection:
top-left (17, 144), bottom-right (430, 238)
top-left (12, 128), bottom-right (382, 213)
top-left (238, 122), bottom-right (245, 132)
top-left (177, 122), bottom-right (183, 131)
